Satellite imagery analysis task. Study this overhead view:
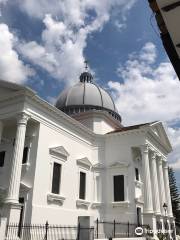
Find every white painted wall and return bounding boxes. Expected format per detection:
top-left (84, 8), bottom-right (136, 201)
top-left (79, 116), bottom-right (115, 134)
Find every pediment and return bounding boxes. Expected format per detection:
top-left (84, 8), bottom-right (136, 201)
top-left (49, 146), bottom-right (69, 159)
top-left (149, 122), bottom-right (172, 152)
top-left (109, 161), bottom-right (129, 169)
top-left (76, 157), bottom-right (92, 169)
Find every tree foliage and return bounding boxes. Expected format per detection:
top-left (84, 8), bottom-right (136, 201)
top-left (168, 167), bottom-right (180, 225)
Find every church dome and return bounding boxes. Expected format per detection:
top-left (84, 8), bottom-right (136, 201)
top-left (55, 68), bottom-right (122, 122)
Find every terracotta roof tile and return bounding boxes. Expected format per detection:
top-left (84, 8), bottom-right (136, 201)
top-left (106, 121), bottom-right (156, 134)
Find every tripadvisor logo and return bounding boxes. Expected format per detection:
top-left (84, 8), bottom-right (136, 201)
top-left (135, 227), bottom-right (173, 236)
top-left (135, 227), bottom-right (144, 236)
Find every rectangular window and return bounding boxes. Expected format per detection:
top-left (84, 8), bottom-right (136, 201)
top-left (51, 162), bottom-right (61, 194)
top-left (135, 168), bottom-right (139, 181)
top-left (22, 147), bottom-right (29, 164)
top-left (79, 172), bottom-right (86, 200)
top-left (113, 175), bottom-right (124, 202)
top-left (0, 151), bottom-right (5, 167)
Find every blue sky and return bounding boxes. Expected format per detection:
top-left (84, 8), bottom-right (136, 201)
top-left (0, 0), bottom-right (179, 189)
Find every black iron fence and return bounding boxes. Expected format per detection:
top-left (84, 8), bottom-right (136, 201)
top-left (6, 222), bottom-right (94, 240)
top-left (95, 219), bottom-right (140, 239)
top-left (6, 220), bottom-right (175, 240)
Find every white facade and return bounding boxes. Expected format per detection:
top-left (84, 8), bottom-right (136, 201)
top-left (0, 79), bottom-right (176, 238)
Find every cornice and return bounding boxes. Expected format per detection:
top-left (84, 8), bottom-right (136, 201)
top-left (25, 94), bottom-right (97, 141)
top-left (0, 90), bottom-right (97, 143)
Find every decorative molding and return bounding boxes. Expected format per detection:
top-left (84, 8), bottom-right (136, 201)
top-left (163, 161), bottom-right (168, 169)
top-left (108, 161), bottom-right (129, 169)
top-left (76, 199), bottom-right (90, 208)
top-left (16, 112), bottom-right (30, 125)
top-left (135, 197), bottom-right (144, 205)
top-left (91, 202), bottom-right (103, 209)
top-left (92, 163), bottom-right (105, 171)
top-left (22, 162), bottom-right (30, 171)
top-left (134, 156), bottom-right (141, 162)
top-left (111, 201), bottom-right (130, 208)
top-left (47, 193), bottom-right (66, 205)
top-left (76, 157), bottom-right (92, 170)
top-left (135, 180), bottom-right (143, 188)
top-left (49, 146), bottom-right (69, 160)
top-left (20, 181), bottom-right (32, 190)
top-left (140, 144), bottom-right (149, 153)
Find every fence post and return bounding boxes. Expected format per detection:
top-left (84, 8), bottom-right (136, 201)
top-left (127, 221), bottom-right (129, 238)
top-left (113, 220), bottom-right (115, 238)
top-left (45, 221), bottom-right (49, 240)
top-left (77, 222), bottom-right (80, 240)
top-left (96, 218), bottom-right (98, 239)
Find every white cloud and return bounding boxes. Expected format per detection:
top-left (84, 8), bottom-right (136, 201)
top-left (0, 0), bottom-right (7, 4)
top-left (114, 20), bottom-right (126, 32)
top-left (17, 0), bottom-right (137, 85)
top-left (0, 24), bottom-right (34, 84)
top-left (109, 42), bottom-right (180, 125)
top-left (108, 42), bottom-right (180, 169)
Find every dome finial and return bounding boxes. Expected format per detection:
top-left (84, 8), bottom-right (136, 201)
top-left (80, 59), bottom-right (93, 83)
top-left (84, 59), bottom-right (88, 70)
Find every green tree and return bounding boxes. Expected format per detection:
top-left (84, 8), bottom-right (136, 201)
top-left (168, 167), bottom-right (180, 226)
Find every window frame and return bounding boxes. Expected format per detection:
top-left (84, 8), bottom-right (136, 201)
top-left (76, 157), bottom-right (92, 202)
top-left (48, 146), bottom-right (68, 201)
top-left (51, 161), bottom-right (62, 195)
top-left (113, 174), bottom-right (125, 202)
top-left (109, 162), bottom-right (129, 205)
top-left (79, 171), bottom-right (86, 200)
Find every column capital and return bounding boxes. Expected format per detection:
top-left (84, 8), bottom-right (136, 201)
top-left (163, 161), bottom-right (168, 169)
top-left (151, 151), bottom-right (158, 160)
top-left (157, 156), bottom-right (163, 165)
top-left (140, 144), bottom-right (149, 153)
top-left (16, 112), bottom-right (30, 125)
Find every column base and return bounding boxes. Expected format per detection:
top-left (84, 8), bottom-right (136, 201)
top-left (154, 211), bottom-right (161, 216)
top-left (3, 202), bottom-right (22, 224)
top-left (143, 212), bottom-right (156, 233)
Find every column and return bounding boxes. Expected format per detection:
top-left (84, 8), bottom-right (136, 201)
top-left (157, 157), bottom-right (166, 214)
top-left (5, 113), bottom-right (29, 204)
top-left (149, 151), bottom-right (161, 215)
top-left (163, 162), bottom-right (173, 217)
top-left (141, 144), bottom-right (153, 213)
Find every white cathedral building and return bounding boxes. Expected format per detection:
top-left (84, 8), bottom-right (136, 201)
top-left (0, 68), bottom-right (176, 237)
